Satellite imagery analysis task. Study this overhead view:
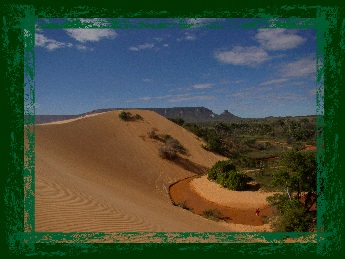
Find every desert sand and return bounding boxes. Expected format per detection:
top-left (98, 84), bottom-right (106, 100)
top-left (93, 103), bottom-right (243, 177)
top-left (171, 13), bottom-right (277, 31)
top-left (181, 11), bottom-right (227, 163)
top-left (31, 110), bottom-right (274, 233)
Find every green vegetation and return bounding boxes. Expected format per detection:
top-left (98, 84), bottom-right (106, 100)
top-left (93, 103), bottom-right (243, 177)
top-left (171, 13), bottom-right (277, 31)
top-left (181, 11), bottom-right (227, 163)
top-left (202, 209), bottom-right (223, 222)
top-left (207, 160), bottom-right (236, 181)
top-left (207, 160), bottom-right (251, 191)
top-left (175, 118), bottom-right (316, 165)
top-left (169, 115), bottom-right (317, 231)
top-left (266, 150), bottom-right (316, 232)
top-left (119, 111), bottom-right (143, 121)
top-left (168, 117), bottom-right (185, 126)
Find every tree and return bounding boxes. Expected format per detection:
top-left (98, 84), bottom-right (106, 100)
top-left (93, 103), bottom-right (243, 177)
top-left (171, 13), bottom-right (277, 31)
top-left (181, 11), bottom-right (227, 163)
top-left (208, 160), bottom-right (250, 191)
top-left (267, 194), bottom-right (313, 232)
top-left (267, 150), bottom-right (317, 232)
top-left (208, 160), bottom-right (236, 181)
top-left (280, 150), bottom-right (317, 209)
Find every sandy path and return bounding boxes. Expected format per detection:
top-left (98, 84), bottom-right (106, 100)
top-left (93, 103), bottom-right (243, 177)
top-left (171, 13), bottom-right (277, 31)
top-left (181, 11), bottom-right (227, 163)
top-left (170, 177), bottom-right (273, 231)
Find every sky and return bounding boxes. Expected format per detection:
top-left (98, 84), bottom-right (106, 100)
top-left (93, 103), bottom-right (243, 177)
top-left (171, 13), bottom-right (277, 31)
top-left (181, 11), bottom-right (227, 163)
top-left (33, 18), bottom-right (317, 118)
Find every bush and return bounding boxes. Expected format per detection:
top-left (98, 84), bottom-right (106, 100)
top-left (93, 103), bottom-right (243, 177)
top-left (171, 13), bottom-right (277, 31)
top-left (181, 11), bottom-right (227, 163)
top-left (119, 111), bottom-right (143, 121)
top-left (165, 138), bottom-right (187, 155)
top-left (148, 128), bottom-right (158, 139)
top-left (159, 145), bottom-right (177, 160)
top-left (208, 160), bottom-right (250, 191)
top-left (119, 111), bottom-right (132, 121)
top-left (208, 160), bottom-right (236, 181)
top-left (133, 114), bottom-right (143, 120)
top-left (216, 171), bottom-right (249, 191)
top-left (161, 134), bottom-right (172, 141)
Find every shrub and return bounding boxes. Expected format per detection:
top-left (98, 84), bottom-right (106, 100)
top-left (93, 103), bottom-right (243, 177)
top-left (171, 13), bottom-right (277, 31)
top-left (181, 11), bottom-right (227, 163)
top-left (208, 160), bottom-right (250, 191)
top-left (208, 160), bottom-right (236, 181)
top-left (159, 145), bottom-right (177, 160)
top-left (220, 171), bottom-right (249, 191)
top-left (148, 128), bottom-right (158, 139)
top-left (133, 114), bottom-right (143, 120)
top-left (165, 138), bottom-right (187, 155)
top-left (119, 111), bottom-right (143, 121)
top-left (119, 111), bottom-right (132, 121)
top-left (161, 134), bottom-right (172, 142)
top-left (202, 209), bottom-right (223, 221)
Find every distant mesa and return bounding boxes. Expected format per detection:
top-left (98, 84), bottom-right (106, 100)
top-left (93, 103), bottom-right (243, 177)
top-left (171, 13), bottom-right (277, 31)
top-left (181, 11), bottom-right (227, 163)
top-left (31, 107), bottom-right (241, 124)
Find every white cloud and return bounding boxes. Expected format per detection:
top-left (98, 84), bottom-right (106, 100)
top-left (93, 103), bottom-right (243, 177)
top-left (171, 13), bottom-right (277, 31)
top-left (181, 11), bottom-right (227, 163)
top-left (142, 78), bottom-right (152, 82)
top-left (255, 29), bottom-right (306, 51)
top-left (139, 96), bottom-right (152, 101)
top-left (76, 44), bottom-right (94, 51)
top-left (259, 78), bottom-right (289, 86)
top-left (184, 32), bottom-right (196, 41)
top-left (129, 43), bottom-right (155, 51)
top-left (35, 33), bottom-right (72, 51)
top-left (193, 83), bottom-right (214, 89)
top-left (176, 32), bottom-right (197, 42)
top-left (154, 37), bottom-right (163, 42)
top-left (214, 46), bottom-right (269, 66)
top-left (163, 43), bottom-right (169, 47)
top-left (280, 56), bottom-right (316, 78)
top-left (65, 29), bottom-right (117, 43)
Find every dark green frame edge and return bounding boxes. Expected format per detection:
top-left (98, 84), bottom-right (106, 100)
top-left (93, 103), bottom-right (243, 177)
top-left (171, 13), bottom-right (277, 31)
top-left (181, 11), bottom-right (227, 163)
top-left (1, 1), bottom-right (344, 257)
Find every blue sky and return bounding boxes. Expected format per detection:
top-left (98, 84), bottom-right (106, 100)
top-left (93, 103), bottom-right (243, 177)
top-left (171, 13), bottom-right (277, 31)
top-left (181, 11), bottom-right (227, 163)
top-left (33, 18), bottom-right (317, 118)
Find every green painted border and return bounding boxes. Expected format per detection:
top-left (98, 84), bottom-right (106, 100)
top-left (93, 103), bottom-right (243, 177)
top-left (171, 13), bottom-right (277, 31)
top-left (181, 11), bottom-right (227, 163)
top-left (1, 1), bottom-right (344, 257)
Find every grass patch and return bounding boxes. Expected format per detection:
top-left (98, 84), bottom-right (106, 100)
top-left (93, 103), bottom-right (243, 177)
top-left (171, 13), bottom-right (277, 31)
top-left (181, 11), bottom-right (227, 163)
top-left (202, 209), bottom-right (223, 222)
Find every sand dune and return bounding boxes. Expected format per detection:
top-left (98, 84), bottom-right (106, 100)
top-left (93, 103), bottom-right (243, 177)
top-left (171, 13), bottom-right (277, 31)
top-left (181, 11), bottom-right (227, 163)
top-left (34, 110), bottom-right (243, 232)
top-left (32, 110), bottom-right (275, 233)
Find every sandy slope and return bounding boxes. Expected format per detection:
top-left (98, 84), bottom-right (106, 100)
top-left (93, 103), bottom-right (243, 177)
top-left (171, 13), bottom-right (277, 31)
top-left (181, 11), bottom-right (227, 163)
top-left (34, 110), bottom-right (246, 232)
top-left (190, 176), bottom-right (277, 208)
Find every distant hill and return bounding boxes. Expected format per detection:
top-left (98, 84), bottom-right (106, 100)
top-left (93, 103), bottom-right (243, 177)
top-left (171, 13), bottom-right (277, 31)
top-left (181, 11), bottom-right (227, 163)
top-left (29, 107), bottom-right (316, 125)
top-left (31, 107), bottom-right (241, 124)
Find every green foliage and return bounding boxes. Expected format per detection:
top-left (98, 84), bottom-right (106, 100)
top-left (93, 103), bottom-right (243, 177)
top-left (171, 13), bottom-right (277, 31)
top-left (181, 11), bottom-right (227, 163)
top-left (169, 118), bottom-right (185, 126)
top-left (267, 194), bottom-right (313, 232)
top-left (202, 209), bottom-right (223, 221)
top-left (119, 111), bottom-right (143, 121)
top-left (133, 114), bottom-right (143, 120)
top-left (216, 170), bottom-right (249, 191)
top-left (267, 150), bottom-right (317, 232)
top-left (119, 111), bottom-right (132, 121)
top-left (208, 160), bottom-right (236, 181)
top-left (208, 160), bottom-right (249, 191)
top-left (280, 150), bottom-right (317, 201)
top-left (204, 133), bottom-right (226, 155)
